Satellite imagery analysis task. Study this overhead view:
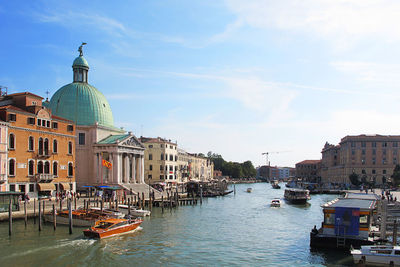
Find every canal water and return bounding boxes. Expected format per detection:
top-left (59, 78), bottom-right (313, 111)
top-left (0, 183), bottom-right (354, 266)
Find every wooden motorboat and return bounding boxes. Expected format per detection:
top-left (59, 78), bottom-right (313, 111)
top-left (271, 181), bottom-right (281, 189)
top-left (351, 245), bottom-right (400, 266)
top-left (44, 208), bottom-right (124, 227)
top-left (246, 188), bottom-right (252, 193)
top-left (118, 204), bottom-right (151, 217)
top-left (284, 188), bottom-right (310, 204)
top-left (83, 218), bottom-right (143, 239)
top-left (270, 198), bottom-right (281, 207)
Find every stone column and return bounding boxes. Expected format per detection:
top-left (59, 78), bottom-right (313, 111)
top-left (124, 154), bottom-right (129, 184)
top-left (117, 153), bottom-right (123, 184)
top-left (130, 155), bottom-right (136, 184)
top-left (141, 155), bottom-right (145, 183)
top-left (96, 153), bottom-right (101, 184)
top-left (111, 153), bottom-right (116, 184)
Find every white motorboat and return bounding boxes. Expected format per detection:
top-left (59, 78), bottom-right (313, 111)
top-left (118, 204), bottom-right (151, 217)
top-left (246, 188), bottom-right (252, 193)
top-left (351, 245), bottom-right (400, 266)
top-left (270, 198), bottom-right (281, 207)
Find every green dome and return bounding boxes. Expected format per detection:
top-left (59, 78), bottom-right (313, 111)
top-left (73, 56), bottom-right (89, 68)
top-left (49, 82), bottom-right (114, 128)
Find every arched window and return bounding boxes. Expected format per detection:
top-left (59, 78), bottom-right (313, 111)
top-left (53, 162), bottom-right (58, 176)
top-left (28, 136), bottom-right (34, 151)
top-left (28, 160), bottom-right (34, 176)
top-left (9, 134), bottom-right (15, 149)
top-left (53, 140), bottom-right (58, 153)
top-left (9, 159), bottom-right (15, 176)
top-left (68, 163), bottom-right (73, 177)
top-left (38, 138), bottom-right (43, 155)
top-left (38, 161), bottom-right (43, 174)
top-left (68, 142), bottom-right (73, 154)
top-left (44, 161), bottom-right (50, 174)
top-left (44, 138), bottom-right (49, 155)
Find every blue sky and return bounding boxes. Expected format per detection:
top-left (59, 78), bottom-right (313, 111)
top-left (2, 0), bottom-right (400, 167)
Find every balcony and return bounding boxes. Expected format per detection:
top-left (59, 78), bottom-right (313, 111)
top-left (37, 150), bottom-right (51, 159)
top-left (36, 173), bottom-right (54, 182)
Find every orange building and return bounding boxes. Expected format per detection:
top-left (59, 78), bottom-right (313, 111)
top-left (0, 92), bottom-right (76, 198)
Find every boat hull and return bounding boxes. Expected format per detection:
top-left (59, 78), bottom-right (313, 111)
top-left (284, 198), bottom-right (308, 204)
top-left (44, 214), bottom-right (95, 227)
top-left (83, 220), bottom-right (142, 239)
top-left (352, 253), bottom-right (400, 265)
top-left (310, 231), bottom-right (374, 250)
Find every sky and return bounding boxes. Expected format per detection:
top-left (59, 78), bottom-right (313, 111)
top-left (2, 0), bottom-right (400, 168)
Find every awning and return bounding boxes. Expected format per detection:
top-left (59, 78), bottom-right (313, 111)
top-left (37, 183), bottom-right (55, 191)
top-left (59, 183), bottom-right (70, 191)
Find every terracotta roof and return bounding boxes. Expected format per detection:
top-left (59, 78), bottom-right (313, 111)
top-left (140, 136), bottom-right (177, 145)
top-left (0, 105), bottom-right (32, 114)
top-left (296, 160), bottom-right (321, 165)
top-left (7, 92), bottom-right (44, 99)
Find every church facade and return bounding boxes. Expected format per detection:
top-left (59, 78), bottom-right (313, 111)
top-left (48, 45), bottom-right (149, 194)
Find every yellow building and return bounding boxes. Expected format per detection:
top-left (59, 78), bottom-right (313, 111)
top-left (188, 153), bottom-right (214, 182)
top-left (140, 137), bottom-right (178, 185)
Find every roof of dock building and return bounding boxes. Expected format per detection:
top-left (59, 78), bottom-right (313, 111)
top-left (322, 198), bottom-right (376, 210)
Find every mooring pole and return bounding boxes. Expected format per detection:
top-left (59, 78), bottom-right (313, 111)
top-left (38, 200), bottom-right (42, 232)
top-left (68, 200), bottom-right (73, 234)
top-left (33, 199), bottom-right (36, 224)
top-left (53, 204), bottom-right (56, 230)
top-left (24, 200), bottom-right (27, 228)
top-left (9, 199), bottom-right (12, 236)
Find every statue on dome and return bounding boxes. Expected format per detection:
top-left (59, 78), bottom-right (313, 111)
top-left (78, 42), bottom-right (87, 56)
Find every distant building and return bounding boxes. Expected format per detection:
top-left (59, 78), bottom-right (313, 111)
top-left (0, 121), bottom-right (7, 192)
top-left (278, 167), bottom-right (295, 179)
top-left (140, 137), bottom-right (178, 185)
top-left (295, 160), bottom-right (321, 182)
top-left (321, 135), bottom-right (400, 185)
top-left (187, 153), bottom-right (214, 182)
top-left (257, 165), bottom-right (279, 180)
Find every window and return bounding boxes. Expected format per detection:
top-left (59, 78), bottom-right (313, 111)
top-left (52, 122), bottom-right (58, 129)
top-left (372, 142), bottom-right (377, 147)
top-left (9, 134), bottom-right (15, 149)
top-left (149, 154), bottom-right (153, 160)
top-left (8, 159), bottom-right (15, 176)
top-left (53, 162), bottom-right (58, 176)
top-left (165, 154), bottom-right (168, 161)
top-left (27, 117), bottom-right (35, 125)
top-left (372, 158), bottom-right (376, 165)
top-left (169, 165), bottom-right (173, 171)
top-left (28, 136), bottom-right (34, 151)
top-left (160, 144), bottom-right (163, 148)
top-left (169, 155), bottom-right (173, 161)
top-left (351, 142), bottom-right (356, 147)
top-left (394, 142), bottom-right (399, 148)
top-left (8, 113), bottom-right (16, 122)
top-left (361, 158), bottom-right (365, 165)
top-left (37, 119), bottom-right (41, 126)
top-left (68, 142), bottom-right (73, 154)
top-left (362, 169), bottom-right (366, 174)
top-left (29, 184), bottom-right (34, 192)
top-left (175, 155), bottom-right (178, 161)
top-left (160, 175), bottom-right (163, 180)
top-left (372, 149), bottom-right (376, 155)
top-left (78, 133), bottom-right (85, 145)
top-left (148, 174), bottom-right (152, 180)
top-left (37, 161), bottom-right (43, 174)
top-left (383, 142), bottom-right (388, 147)
top-left (383, 158), bottom-right (387, 164)
top-left (170, 145), bottom-right (173, 149)
top-left (9, 185), bottom-right (15, 191)
top-left (42, 120), bottom-right (45, 127)
top-left (53, 140), bottom-right (58, 153)
top-left (38, 137), bottom-right (43, 155)
top-left (383, 149), bottom-right (387, 155)
top-left (148, 145), bottom-right (153, 148)
top-left (372, 169), bottom-right (376, 174)
top-left (324, 213), bottom-right (335, 225)
top-left (351, 150), bottom-right (355, 155)
top-left (361, 142), bottom-right (366, 148)
top-left (44, 138), bottom-right (49, 155)
top-left (68, 163), bottom-right (73, 177)
top-left (28, 160), bottom-right (34, 176)
top-left (67, 125), bottom-right (74, 132)
top-left (160, 165), bottom-right (163, 171)
top-left (383, 170), bottom-right (387, 174)
top-left (362, 150), bottom-right (365, 155)
top-left (44, 161), bottom-right (50, 174)
top-left (149, 165), bottom-right (153, 171)
top-left (161, 154), bottom-right (164, 160)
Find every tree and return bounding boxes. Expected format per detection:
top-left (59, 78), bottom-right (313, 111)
top-left (391, 164), bottom-right (400, 186)
top-left (349, 172), bottom-right (361, 186)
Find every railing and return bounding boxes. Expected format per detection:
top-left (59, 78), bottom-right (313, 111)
top-left (37, 173), bottom-right (54, 181)
top-left (37, 150), bottom-right (50, 159)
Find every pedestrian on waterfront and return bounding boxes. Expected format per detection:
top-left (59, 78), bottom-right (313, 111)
top-left (395, 197), bottom-right (397, 202)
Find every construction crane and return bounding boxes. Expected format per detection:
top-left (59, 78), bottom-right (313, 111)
top-left (261, 151), bottom-right (291, 166)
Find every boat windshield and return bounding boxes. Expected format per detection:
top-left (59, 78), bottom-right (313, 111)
top-left (94, 222), bottom-right (114, 229)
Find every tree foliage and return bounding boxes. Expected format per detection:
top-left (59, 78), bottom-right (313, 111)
top-left (349, 172), bottom-right (361, 186)
top-left (207, 151), bottom-right (256, 179)
top-left (391, 164), bottom-right (400, 186)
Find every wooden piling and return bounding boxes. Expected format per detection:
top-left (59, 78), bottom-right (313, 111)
top-left (234, 184), bottom-right (236, 195)
top-left (128, 198), bottom-right (131, 216)
top-left (38, 200), bottom-right (42, 232)
top-left (33, 199), bottom-right (36, 224)
top-left (68, 200), bottom-right (73, 234)
top-left (200, 186), bottom-right (203, 205)
top-left (53, 204), bottom-right (56, 230)
top-left (161, 196), bottom-right (164, 213)
top-left (115, 199), bottom-right (118, 211)
top-left (74, 197), bottom-right (77, 211)
top-left (138, 196), bottom-right (141, 209)
top-left (101, 198), bottom-right (104, 212)
top-left (59, 198), bottom-right (62, 212)
top-left (142, 192), bottom-right (145, 208)
top-left (43, 200), bottom-right (45, 216)
top-left (24, 200), bottom-right (27, 228)
top-left (393, 219), bottom-right (398, 245)
top-left (83, 199), bottom-right (86, 212)
top-left (8, 199), bottom-right (12, 236)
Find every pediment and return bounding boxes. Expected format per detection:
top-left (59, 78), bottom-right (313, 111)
top-left (120, 136), bottom-right (145, 148)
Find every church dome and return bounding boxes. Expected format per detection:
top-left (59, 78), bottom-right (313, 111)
top-left (49, 44), bottom-right (114, 128)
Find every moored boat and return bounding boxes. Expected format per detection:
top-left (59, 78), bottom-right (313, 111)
top-left (270, 198), bottom-right (281, 207)
top-left (284, 188), bottom-right (310, 204)
top-left (247, 188), bottom-right (252, 193)
top-left (83, 217), bottom-right (143, 239)
top-left (351, 245), bottom-right (400, 266)
top-left (118, 204), bottom-right (151, 217)
top-left (271, 180), bottom-right (281, 189)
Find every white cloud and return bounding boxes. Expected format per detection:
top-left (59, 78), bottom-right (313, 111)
top-left (225, 0), bottom-right (400, 48)
top-left (331, 61), bottom-right (400, 87)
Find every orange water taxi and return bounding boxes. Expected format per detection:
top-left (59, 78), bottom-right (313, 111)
top-left (83, 218), bottom-right (143, 239)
